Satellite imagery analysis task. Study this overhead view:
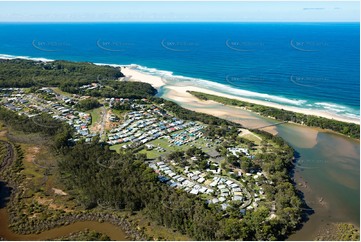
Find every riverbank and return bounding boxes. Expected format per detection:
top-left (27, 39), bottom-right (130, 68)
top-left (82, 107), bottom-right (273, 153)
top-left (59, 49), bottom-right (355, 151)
top-left (0, 208), bottom-right (129, 241)
top-left (121, 67), bottom-right (360, 125)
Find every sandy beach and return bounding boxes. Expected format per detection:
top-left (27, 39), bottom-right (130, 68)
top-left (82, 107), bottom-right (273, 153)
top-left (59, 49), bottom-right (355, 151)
top-left (120, 67), bottom-right (359, 125)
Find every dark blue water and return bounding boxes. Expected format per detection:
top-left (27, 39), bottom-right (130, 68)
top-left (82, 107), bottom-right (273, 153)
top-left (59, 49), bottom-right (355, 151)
top-left (0, 23), bottom-right (359, 118)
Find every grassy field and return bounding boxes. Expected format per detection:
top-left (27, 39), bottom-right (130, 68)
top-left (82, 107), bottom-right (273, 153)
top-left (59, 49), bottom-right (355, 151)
top-left (19, 142), bottom-right (79, 211)
top-left (50, 87), bottom-right (73, 98)
top-left (88, 107), bottom-right (102, 127)
top-left (111, 109), bottom-right (127, 120)
top-left (109, 142), bottom-right (131, 153)
top-left (138, 149), bottom-right (163, 160)
top-left (137, 134), bottom-right (217, 160)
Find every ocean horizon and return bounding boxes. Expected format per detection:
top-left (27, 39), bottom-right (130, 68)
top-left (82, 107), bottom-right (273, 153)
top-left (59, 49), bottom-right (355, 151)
top-left (0, 22), bottom-right (359, 120)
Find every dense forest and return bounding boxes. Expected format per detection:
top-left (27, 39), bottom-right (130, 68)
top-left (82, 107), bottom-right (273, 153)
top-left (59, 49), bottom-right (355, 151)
top-left (61, 80), bottom-right (157, 98)
top-left (0, 59), bottom-right (122, 88)
top-left (189, 91), bottom-right (360, 139)
top-left (76, 98), bottom-right (101, 111)
top-left (0, 59), bottom-right (157, 98)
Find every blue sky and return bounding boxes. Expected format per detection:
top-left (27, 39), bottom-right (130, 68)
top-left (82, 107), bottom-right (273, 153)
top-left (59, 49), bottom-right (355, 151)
top-left (0, 1), bottom-right (359, 22)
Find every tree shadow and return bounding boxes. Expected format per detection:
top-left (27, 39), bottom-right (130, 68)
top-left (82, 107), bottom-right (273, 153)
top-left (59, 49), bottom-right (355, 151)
top-left (289, 150), bottom-right (314, 231)
top-left (0, 180), bottom-right (12, 209)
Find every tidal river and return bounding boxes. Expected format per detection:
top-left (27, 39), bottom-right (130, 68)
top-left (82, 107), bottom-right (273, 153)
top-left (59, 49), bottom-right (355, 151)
top-left (165, 93), bottom-right (360, 240)
top-left (0, 204), bottom-right (127, 241)
top-left (279, 124), bottom-right (360, 240)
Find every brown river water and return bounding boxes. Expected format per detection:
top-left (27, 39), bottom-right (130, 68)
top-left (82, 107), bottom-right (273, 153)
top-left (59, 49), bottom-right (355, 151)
top-left (0, 208), bottom-right (127, 241)
top-left (0, 173), bottom-right (127, 240)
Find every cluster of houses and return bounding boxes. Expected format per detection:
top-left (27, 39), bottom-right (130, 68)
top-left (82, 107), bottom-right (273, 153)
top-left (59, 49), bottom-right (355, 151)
top-left (106, 106), bottom-right (202, 148)
top-left (79, 83), bottom-right (102, 91)
top-left (146, 159), bottom-right (256, 211)
top-left (227, 147), bottom-right (249, 157)
top-left (208, 177), bottom-right (251, 209)
top-left (1, 88), bottom-right (272, 214)
top-left (227, 147), bottom-right (255, 160)
top-left (1, 88), bottom-right (28, 112)
top-left (60, 111), bottom-right (94, 142)
top-left (106, 97), bottom-right (148, 109)
top-left (151, 161), bottom-right (215, 195)
top-left (0, 87), bottom-right (25, 97)
top-left (167, 125), bottom-right (204, 146)
top-left (1, 87), bottom-right (96, 142)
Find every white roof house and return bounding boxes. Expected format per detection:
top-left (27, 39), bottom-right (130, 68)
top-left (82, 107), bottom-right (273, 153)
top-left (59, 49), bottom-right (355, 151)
top-left (190, 189), bottom-right (199, 195)
top-left (199, 187), bottom-right (207, 193)
top-left (210, 181), bottom-right (218, 187)
top-left (218, 184), bottom-right (226, 189)
top-left (233, 196), bottom-right (243, 201)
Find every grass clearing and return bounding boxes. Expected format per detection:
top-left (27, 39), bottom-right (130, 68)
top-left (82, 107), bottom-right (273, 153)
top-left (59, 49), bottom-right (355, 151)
top-left (88, 107), bottom-right (102, 127)
top-left (50, 87), bottom-right (73, 98)
top-left (111, 109), bottom-right (127, 119)
top-left (139, 148), bottom-right (163, 160)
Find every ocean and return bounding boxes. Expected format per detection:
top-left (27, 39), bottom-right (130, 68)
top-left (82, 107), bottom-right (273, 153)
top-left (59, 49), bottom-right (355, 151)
top-left (0, 23), bottom-right (359, 119)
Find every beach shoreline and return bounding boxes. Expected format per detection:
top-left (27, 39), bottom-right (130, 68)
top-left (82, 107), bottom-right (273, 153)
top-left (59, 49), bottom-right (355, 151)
top-left (120, 67), bottom-right (360, 125)
top-left (0, 53), bottom-right (358, 125)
